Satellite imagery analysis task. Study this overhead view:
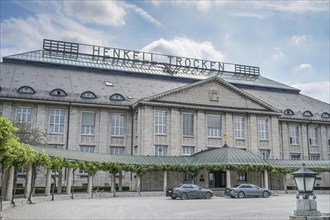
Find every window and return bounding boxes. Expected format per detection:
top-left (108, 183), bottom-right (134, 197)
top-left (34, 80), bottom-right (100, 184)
top-left (110, 93), bottom-right (125, 101)
top-left (327, 127), bottom-right (330, 146)
top-left (310, 154), bottom-right (320, 161)
top-left (309, 127), bottom-right (318, 146)
top-left (15, 107), bottom-right (32, 127)
top-left (49, 109), bottom-right (64, 133)
top-left (303, 111), bottom-right (313, 117)
top-left (237, 172), bottom-right (247, 181)
top-left (80, 145), bottom-right (95, 153)
top-left (183, 113), bottom-right (193, 136)
top-left (81, 112), bottom-right (95, 135)
top-left (17, 86), bottom-right (35, 94)
top-left (155, 111), bottom-right (166, 135)
top-left (50, 89), bottom-right (67, 96)
top-left (260, 149), bottom-right (270, 159)
top-left (207, 115), bottom-right (221, 137)
top-left (48, 144), bottom-right (64, 150)
top-left (258, 118), bottom-right (268, 140)
top-left (321, 112), bottom-right (330, 118)
top-left (289, 125), bottom-right (299, 145)
top-left (81, 91), bottom-right (97, 99)
top-left (234, 117), bottom-right (245, 139)
top-left (110, 147), bottom-right (124, 155)
top-left (79, 146), bottom-right (95, 174)
top-left (182, 146), bottom-right (194, 156)
top-left (284, 109), bottom-right (294, 115)
top-left (111, 113), bottom-right (124, 136)
top-left (155, 145), bottom-right (167, 156)
top-left (290, 154), bottom-right (300, 160)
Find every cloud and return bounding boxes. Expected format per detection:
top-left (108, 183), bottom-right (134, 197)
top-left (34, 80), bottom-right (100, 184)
top-left (289, 35), bottom-right (309, 46)
top-left (228, 12), bottom-right (267, 19)
top-left (293, 64), bottom-right (313, 72)
top-left (141, 37), bottom-right (226, 61)
top-left (124, 4), bottom-right (165, 29)
top-left (63, 1), bottom-right (126, 27)
top-left (272, 48), bottom-right (284, 61)
top-left (253, 1), bottom-right (329, 13)
top-left (291, 82), bottom-right (330, 103)
top-left (150, 0), bottom-right (228, 12)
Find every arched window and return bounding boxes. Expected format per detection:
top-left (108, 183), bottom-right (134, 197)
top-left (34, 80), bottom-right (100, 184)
top-left (303, 111), bottom-right (313, 117)
top-left (110, 93), bottom-right (125, 101)
top-left (81, 91), bottom-right (97, 99)
top-left (50, 89), bottom-right (67, 97)
top-left (321, 112), bottom-right (330, 118)
top-left (284, 109), bottom-right (294, 115)
top-left (17, 86), bottom-right (35, 94)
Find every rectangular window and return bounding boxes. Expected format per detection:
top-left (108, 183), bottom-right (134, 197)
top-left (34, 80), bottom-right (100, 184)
top-left (310, 154), bottom-right (320, 161)
top-left (15, 107), bottom-right (32, 128)
top-left (110, 147), bottom-right (124, 155)
top-left (111, 113), bottom-right (124, 136)
top-left (234, 117), bottom-right (245, 139)
top-left (309, 127), bottom-right (318, 146)
top-left (183, 113), bottom-right (193, 136)
top-left (182, 146), bottom-right (194, 156)
top-left (260, 149), bottom-right (270, 159)
top-left (258, 118), bottom-right (268, 140)
top-left (48, 144), bottom-right (64, 150)
top-left (289, 125), bottom-right (299, 145)
top-left (327, 127), bottom-right (330, 146)
top-left (290, 154), bottom-right (301, 160)
top-left (155, 111), bottom-right (166, 135)
top-left (155, 145), bottom-right (167, 156)
top-left (79, 145), bottom-right (95, 174)
top-left (207, 115), bottom-right (221, 137)
top-left (81, 112), bottom-right (95, 135)
top-left (237, 172), bottom-right (247, 181)
top-left (49, 109), bottom-right (64, 133)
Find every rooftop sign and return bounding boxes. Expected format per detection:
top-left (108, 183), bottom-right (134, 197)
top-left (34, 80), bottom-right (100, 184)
top-left (43, 39), bottom-right (260, 76)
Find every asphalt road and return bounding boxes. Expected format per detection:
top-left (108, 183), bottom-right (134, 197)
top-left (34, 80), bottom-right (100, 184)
top-left (2, 194), bottom-right (330, 219)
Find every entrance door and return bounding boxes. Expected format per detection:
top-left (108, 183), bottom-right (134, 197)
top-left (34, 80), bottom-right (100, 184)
top-left (209, 171), bottom-right (226, 188)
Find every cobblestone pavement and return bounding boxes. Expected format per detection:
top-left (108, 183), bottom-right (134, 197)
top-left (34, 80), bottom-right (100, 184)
top-left (1, 194), bottom-right (329, 219)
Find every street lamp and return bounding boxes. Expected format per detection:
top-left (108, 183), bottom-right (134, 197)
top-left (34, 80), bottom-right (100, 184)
top-left (290, 163), bottom-right (321, 219)
top-left (291, 163), bottom-right (318, 200)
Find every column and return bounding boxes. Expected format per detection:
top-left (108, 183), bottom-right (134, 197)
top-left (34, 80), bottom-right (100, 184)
top-left (24, 163), bottom-right (32, 198)
top-left (57, 170), bottom-right (63, 193)
top-left (225, 113), bottom-right (234, 147)
top-left (87, 174), bottom-right (93, 195)
top-left (45, 169), bottom-right (52, 196)
top-left (226, 170), bottom-right (231, 188)
top-left (264, 170), bottom-right (269, 189)
top-left (163, 171), bottom-right (167, 192)
top-left (66, 167), bottom-right (73, 195)
top-left (118, 171), bottom-right (123, 192)
top-left (111, 172), bottom-right (116, 196)
top-left (4, 166), bottom-right (15, 201)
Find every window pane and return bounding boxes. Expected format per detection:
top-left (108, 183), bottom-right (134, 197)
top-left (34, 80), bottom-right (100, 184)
top-left (155, 111), bottom-right (166, 135)
top-left (258, 119), bottom-right (268, 140)
top-left (183, 113), bottom-right (193, 136)
top-left (111, 113), bottom-right (124, 136)
top-left (234, 117), bottom-right (244, 139)
top-left (208, 115), bottom-right (221, 137)
top-left (49, 109), bottom-right (64, 133)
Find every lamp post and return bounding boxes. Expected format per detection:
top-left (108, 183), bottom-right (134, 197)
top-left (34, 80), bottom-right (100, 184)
top-left (290, 163), bottom-right (321, 219)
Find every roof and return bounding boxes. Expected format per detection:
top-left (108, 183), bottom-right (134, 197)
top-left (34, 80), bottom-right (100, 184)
top-left (32, 146), bottom-right (330, 170)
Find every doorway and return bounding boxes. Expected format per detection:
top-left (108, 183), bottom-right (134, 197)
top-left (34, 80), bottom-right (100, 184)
top-left (209, 171), bottom-right (226, 188)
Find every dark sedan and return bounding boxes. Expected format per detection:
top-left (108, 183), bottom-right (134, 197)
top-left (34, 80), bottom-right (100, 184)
top-left (225, 184), bottom-right (271, 198)
top-left (169, 184), bottom-right (213, 200)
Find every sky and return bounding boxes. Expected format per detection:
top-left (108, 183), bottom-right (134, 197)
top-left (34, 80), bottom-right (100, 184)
top-left (1, 0), bottom-right (329, 103)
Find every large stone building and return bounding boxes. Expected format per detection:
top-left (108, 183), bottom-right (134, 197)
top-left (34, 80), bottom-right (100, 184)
top-left (1, 39), bottom-right (329, 192)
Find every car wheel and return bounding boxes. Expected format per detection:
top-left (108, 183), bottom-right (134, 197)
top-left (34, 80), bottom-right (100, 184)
top-left (238, 191), bottom-right (245, 199)
top-left (205, 192), bottom-right (211, 199)
top-left (263, 191), bottom-right (269, 198)
top-left (230, 196), bottom-right (235, 198)
top-left (181, 192), bottom-right (188, 200)
top-left (171, 193), bottom-right (177, 199)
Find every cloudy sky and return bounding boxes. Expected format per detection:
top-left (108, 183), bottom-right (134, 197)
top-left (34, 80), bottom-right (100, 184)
top-left (1, 0), bottom-right (329, 103)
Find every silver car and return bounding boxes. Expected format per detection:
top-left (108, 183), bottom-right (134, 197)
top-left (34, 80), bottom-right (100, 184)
top-left (224, 184), bottom-right (271, 198)
top-left (170, 184), bottom-right (213, 200)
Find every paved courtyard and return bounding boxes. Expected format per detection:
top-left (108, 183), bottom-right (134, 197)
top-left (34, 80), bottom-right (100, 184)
top-left (1, 194), bottom-right (330, 219)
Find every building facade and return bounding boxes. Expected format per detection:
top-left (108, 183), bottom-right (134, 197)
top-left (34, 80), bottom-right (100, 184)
top-left (1, 39), bottom-right (329, 191)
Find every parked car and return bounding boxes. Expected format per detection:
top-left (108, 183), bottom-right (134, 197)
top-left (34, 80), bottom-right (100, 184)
top-left (169, 184), bottom-right (213, 200)
top-left (224, 184), bottom-right (271, 198)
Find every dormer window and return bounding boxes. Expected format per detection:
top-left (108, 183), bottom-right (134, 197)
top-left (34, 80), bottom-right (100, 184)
top-left (81, 91), bottom-right (97, 99)
top-left (17, 86), bottom-right (35, 94)
top-left (110, 93), bottom-right (125, 101)
top-left (321, 112), bottom-right (330, 118)
top-left (50, 89), bottom-right (67, 97)
top-left (303, 111), bottom-right (313, 117)
top-left (284, 109), bottom-right (294, 115)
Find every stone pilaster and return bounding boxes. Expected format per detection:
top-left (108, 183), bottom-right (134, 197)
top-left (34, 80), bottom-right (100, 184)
top-left (24, 163), bottom-right (32, 198)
